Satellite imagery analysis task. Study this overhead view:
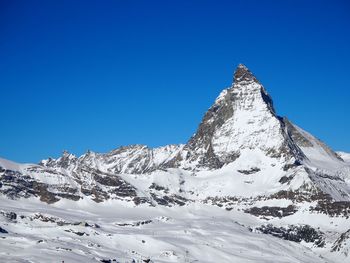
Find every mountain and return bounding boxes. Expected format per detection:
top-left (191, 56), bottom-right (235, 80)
top-left (338, 151), bottom-right (350, 163)
top-left (1, 64), bottom-right (350, 262)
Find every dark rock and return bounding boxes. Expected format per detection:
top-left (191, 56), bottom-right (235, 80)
top-left (331, 229), bottom-right (350, 252)
top-left (150, 193), bottom-right (188, 207)
top-left (56, 193), bottom-right (81, 201)
top-left (56, 246), bottom-right (72, 251)
top-left (311, 201), bottom-right (350, 217)
top-left (279, 175), bottom-right (294, 184)
top-left (32, 182), bottom-right (60, 204)
top-left (1, 211), bottom-right (17, 221)
top-left (0, 226), bottom-right (8, 233)
top-left (149, 183), bottom-right (169, 193)
top-left (255, 224), bottom-right (325, 247)
top-left (81, 186), bottom-right (109, 203)
top-left (133, 197), bottom-right (151, 205)
top-left (204, 196), bottom-right (242, 209)
top-left (270, 188), bottom-right (332, 203)
top-left (0, 171), bottom-right (36, 199)
top-left (64, 229), bottom-right (89, 236)
top-left (237, 167), bottom-right (260, 175)
top-left (245, 205), bottom-right (297, 218)
top-left (32, 213), bottom-right (60, 223)
top-left (234, 64), bottom-right (259, 83)
top-left (116, 220), bottom-right (152, 227)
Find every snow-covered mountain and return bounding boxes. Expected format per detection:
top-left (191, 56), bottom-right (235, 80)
top-left (1, 64), bottom-right (350, 262)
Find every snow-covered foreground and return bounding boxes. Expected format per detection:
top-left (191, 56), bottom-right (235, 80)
top-left (0, 197), bottom-right (335, 263)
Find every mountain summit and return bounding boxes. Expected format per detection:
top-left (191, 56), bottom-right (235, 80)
top-left (182, 63), bottom-right (283, 169)
top-left (234, 63), bottom-right (259, 83)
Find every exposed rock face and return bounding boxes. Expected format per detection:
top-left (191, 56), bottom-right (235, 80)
top-left (311, 201), bottom-right (350, 217)
top-left (0, 211), bottom-right (17, 221)
top-left (0, 226), bottom-right (8, 234)
top-left (255, 224), bottom-right (325, 247)
top-left (0, 163), bottom-right (142, 204)
top-left (245, 205), bottom-right (298, 218)
top-left (331, 229), bottom-right (350, 255)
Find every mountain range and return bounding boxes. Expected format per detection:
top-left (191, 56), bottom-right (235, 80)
top-left (1, 64), bottom-right (350, 263)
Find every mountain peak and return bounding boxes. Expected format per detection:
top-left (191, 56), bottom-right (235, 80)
top-left (234, 63), bottom-right (258, 83)
top-left (237, 63), bottom-right (248, 69)
top-left (231, 64), bottom-right (275, 115)
top-left (178, 64), bottom-right (285, 169)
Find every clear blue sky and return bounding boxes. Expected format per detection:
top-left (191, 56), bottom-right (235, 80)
top-left (1, 0), bottom-right (350, 163)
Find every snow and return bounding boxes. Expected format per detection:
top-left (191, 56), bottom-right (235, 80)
top-left (212, 81), bottom-right (286, 163)
top-left (0, 197), bottom-right (336, 263)
top-left (292, 124), bottom-right (344, 170)
top-left (0, 157), bottom-right (27, 172)
top-left (338, 152), bottom-right (350, 163)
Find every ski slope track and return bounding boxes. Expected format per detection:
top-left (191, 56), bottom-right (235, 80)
top-left (1, 64), bottom-right (350, 262)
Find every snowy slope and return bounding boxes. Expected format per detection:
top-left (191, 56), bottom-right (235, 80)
top-left (0, 157), bottom-right (29, 172)
top-left (0, 197), bottom-right (338, 263)
top-left (338, 152), bottom-right (350, 163)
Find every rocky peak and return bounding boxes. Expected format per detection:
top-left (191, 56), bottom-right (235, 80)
top-left (232, 64), bottom-right (275, 114)
top-left (234, 63), bottom-right (259, 83)
top-left (179, 64), bottom-right (286, 169)
top-left (62, 150), bottom-right (76, 160)
top-left (40, 150), bottom-right (77, 168)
